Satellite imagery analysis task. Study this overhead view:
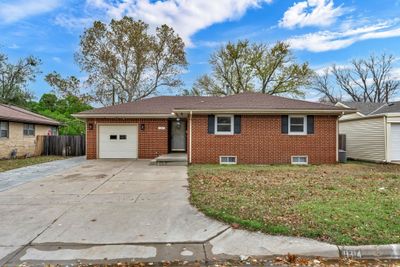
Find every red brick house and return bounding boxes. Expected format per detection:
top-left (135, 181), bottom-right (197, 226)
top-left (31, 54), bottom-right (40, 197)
top-left (74, 93), bottom-right (352, 164)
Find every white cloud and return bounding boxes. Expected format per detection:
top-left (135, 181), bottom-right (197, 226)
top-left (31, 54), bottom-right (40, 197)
top-left (196, 40), bottom-right (227, 48)
top-left (85, 0), bottom-right (272, 46)
top-left (54, 14), bottom-right (95, 30)
top-left (287, 20), bottom-right (400, 52)
top-left (314, 63), bottom-right (350, 75)
top-left (52, 56), bottom-right (62, 63)
top-left (392, 67), bottom-right (400, 81)
top-left (8, 44), bottom-right (20, 49)
top-left (279, 0), bottom-right (344, 29)
top-left (0, 0), bottom-right (62, 24)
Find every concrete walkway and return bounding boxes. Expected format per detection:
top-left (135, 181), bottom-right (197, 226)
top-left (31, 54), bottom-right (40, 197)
top-left (0, 156), bottom-right (85, 192)
top-left (0, 160), bottom-right (339, 266)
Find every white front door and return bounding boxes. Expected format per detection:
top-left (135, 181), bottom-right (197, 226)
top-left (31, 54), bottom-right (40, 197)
top-left (391, 123), bottom-right (400, 161)
top-left (99, 125), bottom-right (138, 159)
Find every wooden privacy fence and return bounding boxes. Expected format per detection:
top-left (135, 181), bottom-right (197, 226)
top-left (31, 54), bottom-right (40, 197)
top-left (35, 135), bottom-right (85, 156)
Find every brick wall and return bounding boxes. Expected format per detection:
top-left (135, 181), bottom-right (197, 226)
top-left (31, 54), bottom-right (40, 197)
top-left (86, 118), bottom-right (168, 159)
top-left (189, 115), bottom-right (338, 164)
top-left (0, 122), bottom-right (55, 159)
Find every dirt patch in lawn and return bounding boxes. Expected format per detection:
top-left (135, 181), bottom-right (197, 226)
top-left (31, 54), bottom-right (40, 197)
top-left (0, 156), bottom-right (66, 172)
top-left (188, 162), bottom-right (400, 245)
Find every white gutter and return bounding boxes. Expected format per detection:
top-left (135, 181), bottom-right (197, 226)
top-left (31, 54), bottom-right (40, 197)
top-left (173, 109), bottom-right (353, 115)
top-left (340, 112), bottom-right (400, 122)
top-left (384, 115), bottom-right (388, 162)
top-left (189, 111), bottom-right (192, 164)
top-left (336, 114), bottom-right (340, 162)
top-left (73, 109), bottom-right (355, 119)
top-left (73, 113), bottom-right (174, 119)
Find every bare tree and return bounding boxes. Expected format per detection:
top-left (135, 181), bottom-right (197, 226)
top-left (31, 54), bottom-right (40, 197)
top-left (313, 54), bottom-right (400, 103)
top-left (76, 17), bottom-right (187, 106)
top-left (312, 69), bottom-right (342, 103)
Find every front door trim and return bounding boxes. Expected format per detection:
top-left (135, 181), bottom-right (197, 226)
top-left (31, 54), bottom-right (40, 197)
top-left (168, 119), bottom-right (187, 153)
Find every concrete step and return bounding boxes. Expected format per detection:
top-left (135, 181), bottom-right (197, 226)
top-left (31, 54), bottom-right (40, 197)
top-left (154, 161), bottom-right (188, 166)
top-left (150, 153), bottom-right (188, 166)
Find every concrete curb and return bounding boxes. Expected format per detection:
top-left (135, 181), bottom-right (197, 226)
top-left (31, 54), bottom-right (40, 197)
top-left (339, 244), bottom-right (400, 259)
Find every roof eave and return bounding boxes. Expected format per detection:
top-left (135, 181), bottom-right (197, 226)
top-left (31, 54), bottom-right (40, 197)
top-left (73, 113), bottom-right (175, 119)
top-left (340, 112), bottom-right (400, 122)
top-left (173, 108), bottom-right (354, 115)
top-left (0, 116), bottom-right (60, 126)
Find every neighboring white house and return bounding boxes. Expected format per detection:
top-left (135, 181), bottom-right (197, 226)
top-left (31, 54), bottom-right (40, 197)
top-left (336, 101), bottom-right (400, 163)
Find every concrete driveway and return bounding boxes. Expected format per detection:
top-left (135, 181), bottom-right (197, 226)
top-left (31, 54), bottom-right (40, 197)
top-left (0, 159), bottom-right (338, 265)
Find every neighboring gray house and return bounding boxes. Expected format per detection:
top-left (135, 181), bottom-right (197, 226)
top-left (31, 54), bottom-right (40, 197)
top-left (336, 101), bottom-right (400, 163)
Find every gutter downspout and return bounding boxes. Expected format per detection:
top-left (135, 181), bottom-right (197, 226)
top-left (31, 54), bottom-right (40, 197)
top-left (189, 111), bottom-right (192, 164)
top-left (336, 113), bottom-right (341, 162)
top-left (384, 115), bottom-right (388, 162)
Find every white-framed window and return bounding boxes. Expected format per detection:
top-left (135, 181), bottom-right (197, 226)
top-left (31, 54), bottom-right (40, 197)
top-left (0, 121), bottom-right (9, 138)
top-left (291, 156), bottom-right (308, 165)
top-left (23, 123), bottom-right (35, 136)
top-left (50, 126), bottom-right (58, 136)
top-left (215, 115), bottom-right (234, 135)
top-left (219, 156), bottom-right (237, 165)
top-left (289, 115), bottom-right (307, 135)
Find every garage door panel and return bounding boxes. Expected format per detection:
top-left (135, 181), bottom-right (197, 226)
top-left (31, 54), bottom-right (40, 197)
top-left (391, 124), bottom-right (400, 161)
top-left (99, 125), bottom-right (138, 159)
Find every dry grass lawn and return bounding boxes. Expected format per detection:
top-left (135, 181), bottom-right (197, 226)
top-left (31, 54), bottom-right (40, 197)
top-left (0, 156), bottom-right (65, 172)
top-left (188, 162), bottom-right (400, 245)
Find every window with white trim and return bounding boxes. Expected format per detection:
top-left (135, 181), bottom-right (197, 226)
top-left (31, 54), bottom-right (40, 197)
top-left (291, 156), bottom-right (308, 165)
top-left (23, 123), bottom-right (35, 136)
top-left (215, 115), bottom-right (233, 134)
top-left (289, 115), bottom-right (307, 135)
top-left (0, 121), bottom-right (9, 138)
top-left (50, 126), bottom-right (58, 136)
top-left (219, 156), bottom-right (237, 164)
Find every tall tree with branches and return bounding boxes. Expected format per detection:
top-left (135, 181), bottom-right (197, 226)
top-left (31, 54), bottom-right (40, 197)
top-left (45, 71), bottom-right (81, 98)
top-left (0, 53), bottom-right (40, 106)
top-left (313, 54), bottom-right (400, 103)
top-left (76, 17), bottom-right (187, 106)
top-left (184, 40), bottom-right (313, 97)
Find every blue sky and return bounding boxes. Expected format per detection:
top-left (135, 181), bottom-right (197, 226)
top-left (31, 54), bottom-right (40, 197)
top-left (1, 0), bottom-right (400, 101)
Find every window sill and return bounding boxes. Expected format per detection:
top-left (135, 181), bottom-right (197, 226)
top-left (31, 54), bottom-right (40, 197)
top-left (288, 132), bottom-right (307, 136)
top-left (214, 132), bottom-right (234, 136)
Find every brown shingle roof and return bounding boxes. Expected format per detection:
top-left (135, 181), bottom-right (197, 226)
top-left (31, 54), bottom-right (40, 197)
top-left (0, 104), bottom-right (60, 126)
top-left (174, 92), bottom-right (347, 111)
top-left (76, 92), bottom-right (351, 117)
top-left (78, 96), bottom-right (215, 115)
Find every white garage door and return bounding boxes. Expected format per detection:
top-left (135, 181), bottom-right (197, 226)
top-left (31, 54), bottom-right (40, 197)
top-left (391, 124), bottom-right (400, 161)
top-left (99, 125), bottom-right (138, 159)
